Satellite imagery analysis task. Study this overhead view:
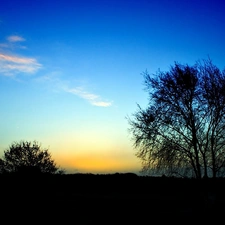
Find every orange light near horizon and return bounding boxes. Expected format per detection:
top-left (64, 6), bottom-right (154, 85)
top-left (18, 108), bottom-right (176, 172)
top-left (55, 152), bottom-right (141, 174)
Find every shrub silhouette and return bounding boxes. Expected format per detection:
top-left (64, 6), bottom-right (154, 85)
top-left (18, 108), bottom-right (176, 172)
top-left (0, 140), bottom-right (63, 174)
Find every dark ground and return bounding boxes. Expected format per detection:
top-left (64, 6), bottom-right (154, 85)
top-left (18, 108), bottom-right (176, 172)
top-left (0, 173), bottom-right (224, 224)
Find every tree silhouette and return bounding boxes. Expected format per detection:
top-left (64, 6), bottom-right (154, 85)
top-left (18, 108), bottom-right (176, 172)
top-left (127, 58), bottom-right (225, 178)
top-left (0, 140), bottom-right (64, 174)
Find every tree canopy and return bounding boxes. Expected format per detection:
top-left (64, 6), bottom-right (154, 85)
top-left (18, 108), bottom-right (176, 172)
top-left (0, 140), bottom-right (64, 175)
top-left (127, 58), bottom-right (225, 178)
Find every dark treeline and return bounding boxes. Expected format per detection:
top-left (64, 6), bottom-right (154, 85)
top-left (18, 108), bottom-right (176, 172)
top-left (1, 172), bottom-right (225, 224)
top-left (2, 171), bottom-right (225, 193)
top-left (2, 172), bottom-right (225, 199)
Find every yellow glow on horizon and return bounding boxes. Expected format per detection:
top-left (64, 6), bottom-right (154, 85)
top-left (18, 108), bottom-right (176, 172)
top-left (54, 151), bottom-right (141, 174)
top-left (47, 129), bottom-right (141, 174)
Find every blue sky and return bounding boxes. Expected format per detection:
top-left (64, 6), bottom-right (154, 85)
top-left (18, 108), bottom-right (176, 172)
top-left (0, 0), bottom-right (224, 174)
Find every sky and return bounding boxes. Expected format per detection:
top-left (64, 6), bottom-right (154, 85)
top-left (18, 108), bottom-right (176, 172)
top-left (0, 0), bottom-right (225, 174)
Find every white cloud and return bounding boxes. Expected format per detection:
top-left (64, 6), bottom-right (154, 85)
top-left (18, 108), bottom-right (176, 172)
top-left (92, 101), bottom-right (112, 107)
top-left (0, 53), bottom-right (42, 76)
top-left (65, 86), bottom-right (112, 107)
top-left (7, 35), bottom-right (25, 42)
top-left (0, 35), bottom-right (42, 76)
top-left (0, 53), bottom-right (36, 64)
top-left (0, 35), bottom-right (27, 50)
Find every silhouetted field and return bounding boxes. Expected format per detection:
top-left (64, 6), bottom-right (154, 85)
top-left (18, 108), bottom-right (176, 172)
top-left (0, 173), bottom-right (224, 224)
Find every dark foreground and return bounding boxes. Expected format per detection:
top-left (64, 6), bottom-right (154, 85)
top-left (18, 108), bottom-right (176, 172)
top-left (0, 173), bottom-right (224, 224)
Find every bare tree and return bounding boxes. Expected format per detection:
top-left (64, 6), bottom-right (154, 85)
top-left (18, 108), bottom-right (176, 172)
top-left (1, 140), bottom-right (64, 174)
top-left (127, 59), bottom-right (225, 178)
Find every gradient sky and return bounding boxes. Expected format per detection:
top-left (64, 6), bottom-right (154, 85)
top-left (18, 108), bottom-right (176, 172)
top-left (0, 0), bottom-right (224, 174)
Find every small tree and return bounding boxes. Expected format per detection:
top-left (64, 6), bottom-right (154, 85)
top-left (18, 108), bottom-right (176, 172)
top-left (1, 140), bottom-right (64, 174)
top-left (127, 58), bottom-right (225, 178)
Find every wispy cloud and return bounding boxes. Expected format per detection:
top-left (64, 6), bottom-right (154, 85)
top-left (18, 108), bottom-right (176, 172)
top-left (0, 53), bottom-right (42, 75)
top-left (0, 35), bottom-right (42, 76)
top-left (7, 35), bottom-right (26, 42)
top-left (64, 86), bottom-right (112, 107)
top-left (0, 35), bottom-right (27, 50)
top-left (35, 71), bottom-right (112, 107)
